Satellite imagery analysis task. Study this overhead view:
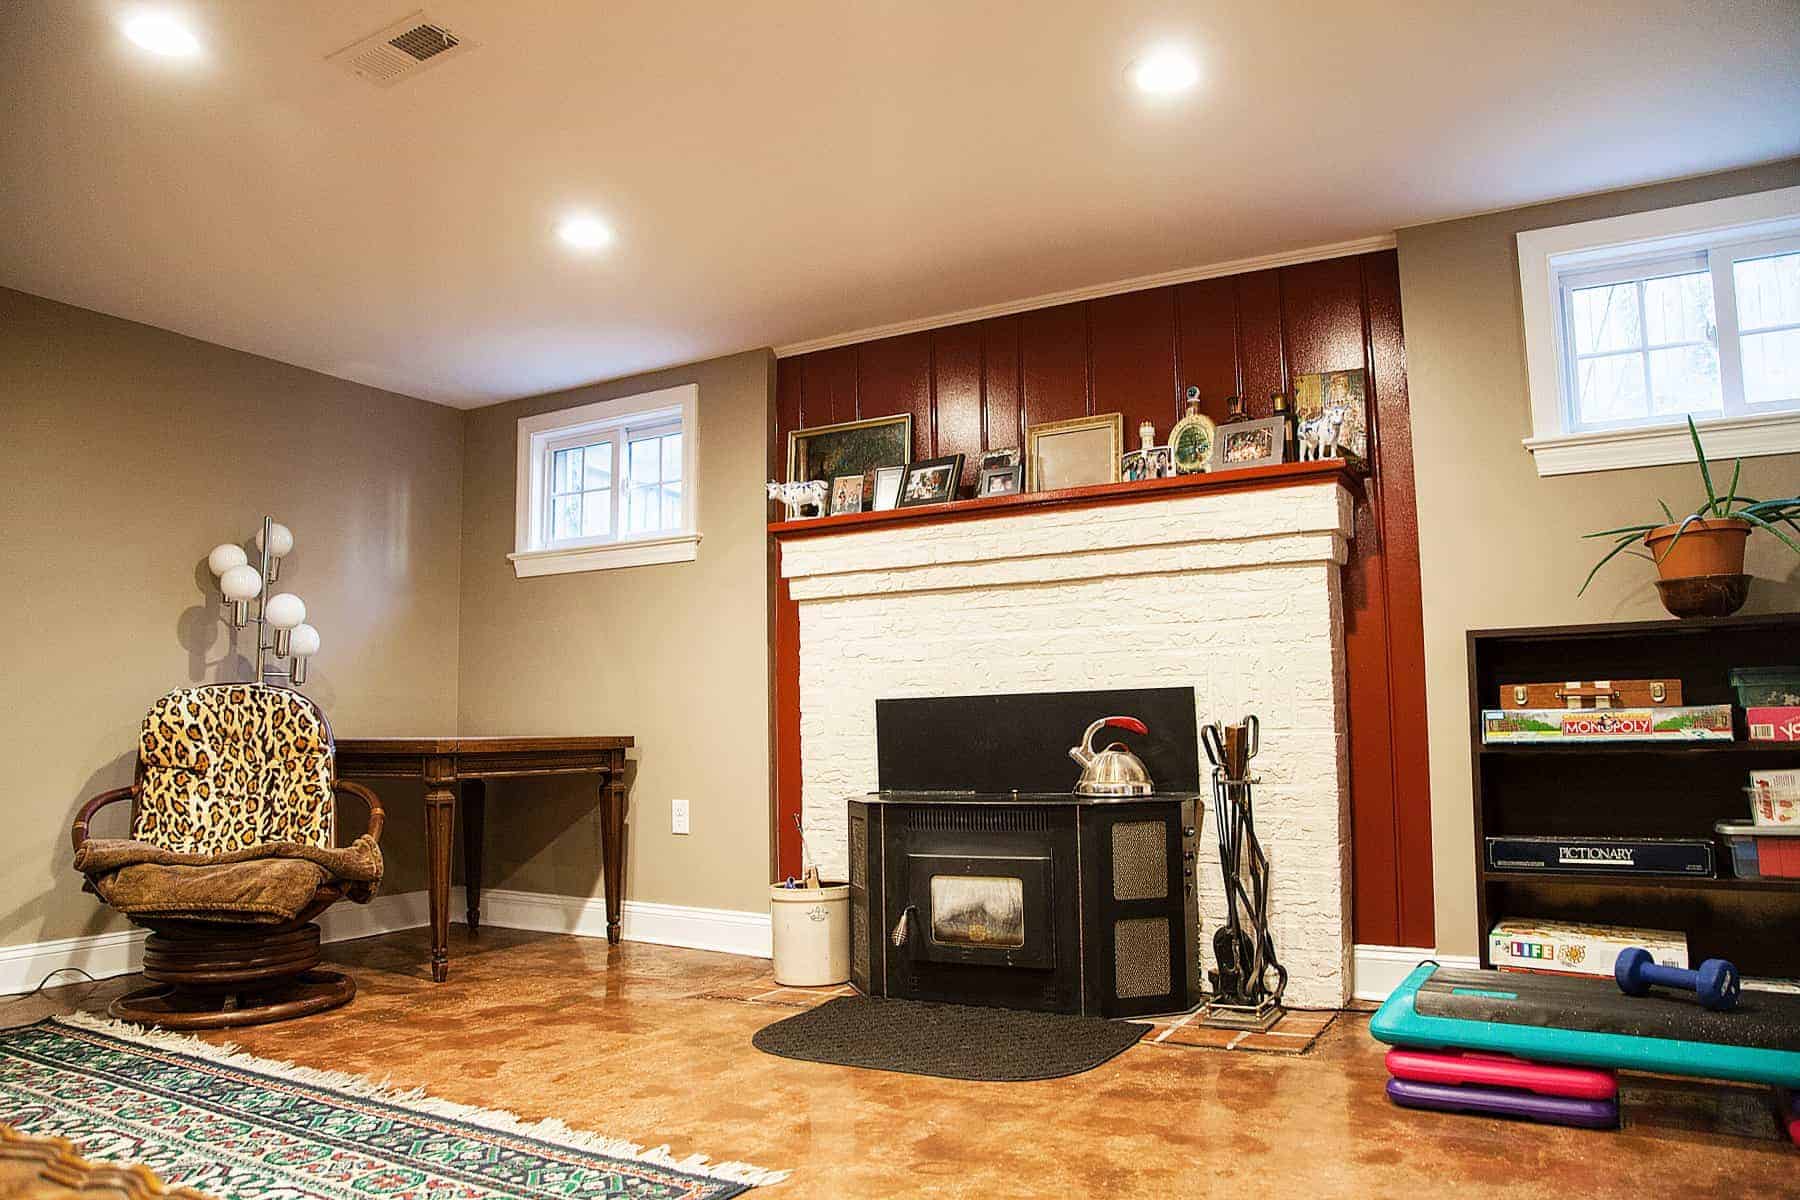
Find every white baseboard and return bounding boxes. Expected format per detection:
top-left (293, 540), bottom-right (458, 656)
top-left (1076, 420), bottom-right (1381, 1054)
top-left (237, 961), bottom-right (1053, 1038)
top-left (1, 887), bottom-right (773, 996)
top-left (478, 888), bottom-right (772, 959)
top-left (0, 927), bottom-right (148, 998)
top-left (1352, 944), bottom-right (1481, 1002)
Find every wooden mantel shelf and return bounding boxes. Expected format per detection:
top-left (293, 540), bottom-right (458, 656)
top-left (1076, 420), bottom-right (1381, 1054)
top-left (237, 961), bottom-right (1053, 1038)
top-left (768, 459), bottom-right (1357, 540)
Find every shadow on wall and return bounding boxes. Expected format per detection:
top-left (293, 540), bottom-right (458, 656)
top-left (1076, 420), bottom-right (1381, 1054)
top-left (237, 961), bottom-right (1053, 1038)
top-left (478, 758), bottom-right (639, 899)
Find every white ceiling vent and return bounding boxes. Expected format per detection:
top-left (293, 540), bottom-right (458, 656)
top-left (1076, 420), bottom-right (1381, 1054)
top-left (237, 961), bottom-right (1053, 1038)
top-left (327, 11), bottom-right (473, 87)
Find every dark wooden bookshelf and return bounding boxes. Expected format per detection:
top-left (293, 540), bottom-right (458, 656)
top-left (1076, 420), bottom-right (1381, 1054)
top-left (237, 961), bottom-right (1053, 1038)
top-left (1468, 613), bottom-right (1800, 979)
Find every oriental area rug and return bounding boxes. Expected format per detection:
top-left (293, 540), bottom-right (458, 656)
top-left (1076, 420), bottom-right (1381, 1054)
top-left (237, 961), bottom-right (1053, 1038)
top-left (0, 1015), bottom-right (784, 1199)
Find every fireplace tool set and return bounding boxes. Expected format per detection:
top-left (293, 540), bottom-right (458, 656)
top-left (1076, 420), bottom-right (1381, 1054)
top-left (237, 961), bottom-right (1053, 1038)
top-left (1201, 714), bottom-right (1288, 1031)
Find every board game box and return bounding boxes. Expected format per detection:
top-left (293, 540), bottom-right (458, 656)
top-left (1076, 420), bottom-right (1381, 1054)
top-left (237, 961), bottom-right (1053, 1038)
top-left (1481, 705), bottom-right (1734, 743)
top-left (1488, 918), bottom-right (1688, 978)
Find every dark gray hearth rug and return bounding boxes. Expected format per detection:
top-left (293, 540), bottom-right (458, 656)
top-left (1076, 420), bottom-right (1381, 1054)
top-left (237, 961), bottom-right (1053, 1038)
top-left (751, 996), bottom-right (1149, 1081)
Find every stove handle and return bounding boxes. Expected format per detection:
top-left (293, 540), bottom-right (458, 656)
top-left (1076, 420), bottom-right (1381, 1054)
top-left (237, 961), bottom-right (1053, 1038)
top-left (890, 904), bottom-right (918, 949)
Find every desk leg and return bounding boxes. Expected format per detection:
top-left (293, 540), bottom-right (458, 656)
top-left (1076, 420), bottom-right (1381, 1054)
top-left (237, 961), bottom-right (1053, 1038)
top-left (462, 779), bottom-right (486, 935)
top-left (425, 758), bottom-right (455, 983)
top-left (599, 759), bottom-right (628, 945)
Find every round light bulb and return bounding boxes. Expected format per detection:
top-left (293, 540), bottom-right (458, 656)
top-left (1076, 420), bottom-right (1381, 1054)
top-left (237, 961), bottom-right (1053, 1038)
top-left (123, 13), bottom-right (203, 59)
top-left (257, 521), bottom-right (294, 557)
top-left (207, 543), bottom-right (247, 576)
top-left (219, 564), bottom-right (262, 601)
top-left (264, 592), bottom-right (306, 630)
top-left (557, 213), bottom-right (614, 252)
top-left (289, 623), bottom-right (320, 658)
top-left (1130, 47), bottom-right (1201, 96)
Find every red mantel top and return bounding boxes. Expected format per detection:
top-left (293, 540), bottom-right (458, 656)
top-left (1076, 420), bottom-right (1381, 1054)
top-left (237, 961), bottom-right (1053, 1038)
top-left (767, 458), bottom-right (1357, 540)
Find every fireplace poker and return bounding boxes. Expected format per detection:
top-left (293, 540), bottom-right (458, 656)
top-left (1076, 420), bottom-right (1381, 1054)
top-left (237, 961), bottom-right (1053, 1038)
top-left (1202, 715), bottom-right (1287, 1021)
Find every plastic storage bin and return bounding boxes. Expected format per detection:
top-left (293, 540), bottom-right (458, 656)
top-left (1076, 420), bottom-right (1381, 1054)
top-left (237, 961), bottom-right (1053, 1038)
top-left (1728, 666), bottom-right (1800, 707)
top-left (1716, 821), bottom-right (1800, 880)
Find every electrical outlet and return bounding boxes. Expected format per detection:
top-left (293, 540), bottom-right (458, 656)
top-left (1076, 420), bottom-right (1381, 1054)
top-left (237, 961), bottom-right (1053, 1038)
top-left (671, 798), bottom-right (690, 835)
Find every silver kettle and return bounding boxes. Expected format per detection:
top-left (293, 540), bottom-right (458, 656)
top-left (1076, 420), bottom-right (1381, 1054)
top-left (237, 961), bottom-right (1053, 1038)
top-left (1069, 716), bottom-right (1154, 796)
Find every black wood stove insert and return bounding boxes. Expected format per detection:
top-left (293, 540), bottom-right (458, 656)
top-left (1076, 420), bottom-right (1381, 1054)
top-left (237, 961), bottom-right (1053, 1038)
top-left (846, 687), bottom-right (1204, 1018)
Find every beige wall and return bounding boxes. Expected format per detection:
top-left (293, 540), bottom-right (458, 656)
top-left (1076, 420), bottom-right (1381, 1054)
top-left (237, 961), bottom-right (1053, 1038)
top-left (1397, 160), bottom-right (1800, 956)
top-left (0, 287), bottom-right (464, 949)
top-left (456, 351), bottom-right (775, 913)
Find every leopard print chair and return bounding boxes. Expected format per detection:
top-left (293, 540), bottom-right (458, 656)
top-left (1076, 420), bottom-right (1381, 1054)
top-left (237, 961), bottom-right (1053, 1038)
top-left (71, 684), bottom-right (384, 1030)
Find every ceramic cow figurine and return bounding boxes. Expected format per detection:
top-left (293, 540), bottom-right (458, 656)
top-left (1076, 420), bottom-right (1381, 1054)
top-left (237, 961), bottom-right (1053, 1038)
top-left (767, 479), bottom-right (830, 519)
top-left (1298, 406), bottom-right (1347, 461)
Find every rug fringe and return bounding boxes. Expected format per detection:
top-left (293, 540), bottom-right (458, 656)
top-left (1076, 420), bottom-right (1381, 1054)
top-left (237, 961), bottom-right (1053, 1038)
top-left (53, 1013), bottom-right (789, 1188)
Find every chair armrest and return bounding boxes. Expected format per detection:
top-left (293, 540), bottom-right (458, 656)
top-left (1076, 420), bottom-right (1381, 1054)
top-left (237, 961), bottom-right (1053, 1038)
top-left (71, 785), bottom-right (136, 853)
top-left (333, 779), bottom-right (385, 844)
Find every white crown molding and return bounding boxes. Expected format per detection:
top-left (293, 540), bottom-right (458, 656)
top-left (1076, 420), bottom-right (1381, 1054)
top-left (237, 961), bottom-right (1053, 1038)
top-left (1352, 944), bottom-right (1481, 1003)
top-left (773, 234), bottom-right (1399, 359)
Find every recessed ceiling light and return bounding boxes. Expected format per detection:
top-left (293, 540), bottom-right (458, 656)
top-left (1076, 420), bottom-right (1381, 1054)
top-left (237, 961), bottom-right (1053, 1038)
top-left (122, 12), bottom-right (203, 59)
top-left (557, 213), bottom-right (613, 252)
top-left (1130, 47), bottom-right (1199, 96)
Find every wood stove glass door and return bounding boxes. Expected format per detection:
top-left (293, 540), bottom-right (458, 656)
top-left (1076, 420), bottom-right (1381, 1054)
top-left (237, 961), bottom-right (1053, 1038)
top-left (904, 854), bottom-right (1055, 970)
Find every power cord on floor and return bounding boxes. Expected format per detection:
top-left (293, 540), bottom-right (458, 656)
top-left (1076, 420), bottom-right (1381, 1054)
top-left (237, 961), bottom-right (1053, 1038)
top-left (1, 966), bottom-right (100, 1008)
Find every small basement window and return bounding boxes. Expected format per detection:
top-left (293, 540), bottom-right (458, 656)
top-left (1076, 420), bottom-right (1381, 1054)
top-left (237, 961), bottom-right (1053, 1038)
top-left (510, 384), bottom-right (699, 577)
top-left (1517, 186), bottom-right (1800, 475)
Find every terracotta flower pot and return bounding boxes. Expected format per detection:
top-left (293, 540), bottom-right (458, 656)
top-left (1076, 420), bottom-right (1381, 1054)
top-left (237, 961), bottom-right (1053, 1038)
top-left (1642, 517), bottom-right (1751, 580)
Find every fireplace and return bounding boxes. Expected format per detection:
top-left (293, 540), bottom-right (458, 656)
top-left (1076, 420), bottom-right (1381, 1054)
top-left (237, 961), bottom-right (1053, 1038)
top-left (846, 688), bottom-right (1204, 1017)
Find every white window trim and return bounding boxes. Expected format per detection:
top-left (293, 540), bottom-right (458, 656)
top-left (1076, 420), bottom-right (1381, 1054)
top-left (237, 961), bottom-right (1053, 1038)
top-left (510, 383), bottom-right (700, 577)
top-left (1518, 185), bottom-right (1800, 476)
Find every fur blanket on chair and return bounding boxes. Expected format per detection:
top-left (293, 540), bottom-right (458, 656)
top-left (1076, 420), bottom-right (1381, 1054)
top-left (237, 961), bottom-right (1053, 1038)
top-left (73, 836), bottom-right (382, 924)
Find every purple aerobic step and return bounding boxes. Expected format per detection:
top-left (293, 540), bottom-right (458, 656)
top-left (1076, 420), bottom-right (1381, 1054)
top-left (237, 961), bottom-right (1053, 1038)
top-left (1386, 1077), bottom-right (1619, 1130)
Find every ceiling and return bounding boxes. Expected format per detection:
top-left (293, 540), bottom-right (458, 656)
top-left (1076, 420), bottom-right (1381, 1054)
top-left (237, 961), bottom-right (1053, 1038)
top-left (3, 2), bottom-right (1797, 408)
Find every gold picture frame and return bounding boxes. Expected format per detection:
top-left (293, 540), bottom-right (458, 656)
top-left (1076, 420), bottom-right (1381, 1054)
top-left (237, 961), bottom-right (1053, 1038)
top-left (785, 413), bottom-right (913, 491)
top-left (1025, 413), bottom-right (1124, 492)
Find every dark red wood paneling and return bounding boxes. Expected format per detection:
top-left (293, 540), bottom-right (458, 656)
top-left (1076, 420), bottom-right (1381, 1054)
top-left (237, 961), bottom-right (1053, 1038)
top-left (776, 358), bottom-right (803, 459)
top-left (980, 316), bottom-right (1023, 453)
top-left (1174, 277), bottom-right (1242, 425)
top-left (1234, 270), bottom-right (1287, 414)
top-left (800, 345), bottom-right (858, 426)
top-left (933, 323), bottom-right (985, 488)
top-left (1090, 288), bottom-right (1177, 447)
top-left (856, 331), bottom-right (934, 463)
top-left (1363, 250), bottom-right (1436, 948)
top-left (1019, 303), bottom-right (1090, 429)
top-left (769, 250), bottom-right (1435, 949)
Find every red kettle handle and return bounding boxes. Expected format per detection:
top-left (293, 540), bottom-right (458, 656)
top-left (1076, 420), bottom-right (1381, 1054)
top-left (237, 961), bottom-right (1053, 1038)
top-left (1105, 716), bottom-right (1148, 735)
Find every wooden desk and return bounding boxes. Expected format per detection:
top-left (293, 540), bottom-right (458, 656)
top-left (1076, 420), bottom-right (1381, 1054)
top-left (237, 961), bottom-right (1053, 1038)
top-left (335, 736), bottom-right (633, 982)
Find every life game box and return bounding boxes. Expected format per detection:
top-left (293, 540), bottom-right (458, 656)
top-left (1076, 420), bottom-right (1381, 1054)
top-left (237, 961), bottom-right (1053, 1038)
top-left (1488, 919), bottom-right (1688, 979)
top-left (1481, 705), bottom-right (1734, 743)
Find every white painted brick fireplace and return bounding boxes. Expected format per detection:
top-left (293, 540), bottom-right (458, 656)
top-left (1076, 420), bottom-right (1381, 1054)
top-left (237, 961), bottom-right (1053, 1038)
top-left (781, 479), bottom-right (1358, 1008)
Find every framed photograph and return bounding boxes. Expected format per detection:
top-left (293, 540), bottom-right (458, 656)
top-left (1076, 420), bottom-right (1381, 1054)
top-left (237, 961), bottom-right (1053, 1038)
top-left (898, 454), bottom-right (965, 507)
top-left (1122, 448), bottom-right (1147, 482)
top-left (830, 473), bottom-right (865, 515)
top-left (1122, 446), bottom-right (1173, 482)
top-left (979, 447), bottom-right (1020, 471)
top-left (1292, 369), bottom-right (1368, 461)
top-left (1210, 417), bottom-right (1287, 472)
top-left (871, 464), bottom-right (905, 511)
top-left (786, 414), bottom-right (913, 498)
top-left (977, 463), bottom-right (1024, 497)
top-left (1026, 413), bottom-right (1123, 492)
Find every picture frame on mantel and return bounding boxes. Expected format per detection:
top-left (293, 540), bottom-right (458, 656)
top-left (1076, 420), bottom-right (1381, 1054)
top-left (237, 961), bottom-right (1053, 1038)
top-left (1026, 413), bottom-right (1123, 492)
top-left (786, 414), bottom-right (913, 495)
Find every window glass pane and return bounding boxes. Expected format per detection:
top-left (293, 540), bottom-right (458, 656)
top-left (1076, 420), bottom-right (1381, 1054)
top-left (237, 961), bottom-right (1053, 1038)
top-left (1643, 271), bottom-right (1714, 346)
top-left (662, 433), bottom-right (683, 482)
top-left (1576, 352), bottom-right (1647, 424)
top-left (1647, 344), bottom-right (1722, 415)
top-left (581, 490), bottom-right (611, 537)
top-left (1571, 283), bottom-right (1642, 355)
top-left (1742, 328), bottom-right (1800, 406)
top-left (582, 441), bottom-right (612, 491)
top-left (629, 437), bottom-right (662, 486)
top-left (626, 486), bottom-right (657, 534)
top-left (662, 483), bottom-right (681, 529)
top-left (552, 447), bottom-right (582, 496)
top-left (552, 495), bottom-right (581, 540)
top-left (1734, 252), bottom-right (1800, 332)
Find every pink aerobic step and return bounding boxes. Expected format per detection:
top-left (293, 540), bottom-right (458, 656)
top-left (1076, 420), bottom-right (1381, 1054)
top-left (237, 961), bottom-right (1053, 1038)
top-left (1385, 1048), bottom-right (1618, 1100)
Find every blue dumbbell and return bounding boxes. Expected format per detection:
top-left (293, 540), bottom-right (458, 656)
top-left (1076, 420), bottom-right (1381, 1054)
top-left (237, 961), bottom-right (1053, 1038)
top-left (1614, 946), bottom-right (1740, 1012)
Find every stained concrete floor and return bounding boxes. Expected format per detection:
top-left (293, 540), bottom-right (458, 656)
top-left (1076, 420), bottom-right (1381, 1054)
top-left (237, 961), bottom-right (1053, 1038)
top-left (4, 927), bottom-right (1794, 1198)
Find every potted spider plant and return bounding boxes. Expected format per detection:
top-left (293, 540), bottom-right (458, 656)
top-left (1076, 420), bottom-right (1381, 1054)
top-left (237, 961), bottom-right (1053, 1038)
top-left (1581, 417), bottom-right (1800, 618)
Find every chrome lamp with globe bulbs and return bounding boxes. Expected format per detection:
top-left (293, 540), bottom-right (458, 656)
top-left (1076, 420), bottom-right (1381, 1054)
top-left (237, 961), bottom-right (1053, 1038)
top-left (205, 516), bottom-right (322, 687)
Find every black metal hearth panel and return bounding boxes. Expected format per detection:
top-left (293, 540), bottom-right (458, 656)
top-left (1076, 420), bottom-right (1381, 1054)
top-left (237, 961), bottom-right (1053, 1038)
top-left (875, 687), bottom-right (1200, 795)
